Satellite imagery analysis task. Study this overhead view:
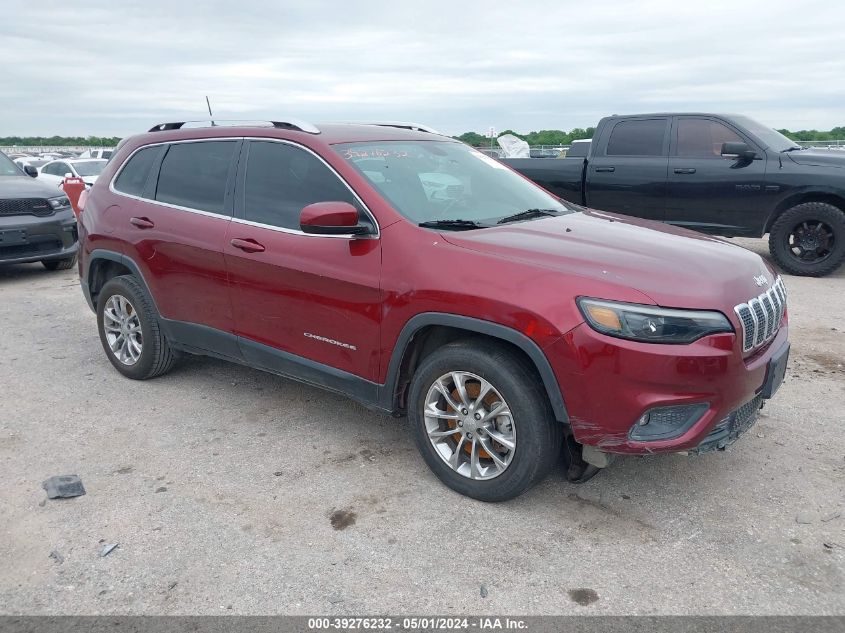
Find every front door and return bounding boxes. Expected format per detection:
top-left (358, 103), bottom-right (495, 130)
top-left (224, 139), bottom-right (382, 382)
top-left (665, 116), bottom-right (768, 236)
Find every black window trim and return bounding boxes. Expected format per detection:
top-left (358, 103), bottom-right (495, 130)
top-left (232, 137), bottom-right (380, 240)
top-left (109, 138), bottom-right (242, 220)
top-left (603, 117), bottom-right (671, 158)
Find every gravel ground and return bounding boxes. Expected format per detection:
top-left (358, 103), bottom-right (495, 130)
top-left (0, 238), bottom-right (842, 615)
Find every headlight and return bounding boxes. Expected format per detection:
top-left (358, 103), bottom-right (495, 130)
top-left (577, 298), bottom-right (733, 344)
top-left (48, 196), bottom-right (71, 210)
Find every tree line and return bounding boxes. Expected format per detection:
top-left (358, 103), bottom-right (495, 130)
top-left (455, 125), bottom-right (845, 146)
top-left (0, 136), bottom-right (122, 147)
top-left (2, 125), bottom-right (844, 148)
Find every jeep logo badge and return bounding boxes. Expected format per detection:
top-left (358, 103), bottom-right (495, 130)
top-left (754, 275), bottom-right (768, 287)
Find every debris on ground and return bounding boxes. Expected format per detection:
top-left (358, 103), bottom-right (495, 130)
top-left (100, 543), bottom-right (119, 557)
top-left (42, 475), bottom-right (85, 499)
top-left (48, 550), bottom-right (64, 564)
top-left (480, 585), bottom-right (489, 598)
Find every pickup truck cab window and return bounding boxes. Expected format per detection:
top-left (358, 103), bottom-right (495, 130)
top-left (676, 118), bottom-right (744, 157)
top-left (606, 119), bottom-right (668, 156)
top-left (242, 140), bottom-right (356, 230)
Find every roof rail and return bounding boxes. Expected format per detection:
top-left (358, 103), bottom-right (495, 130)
top-left (363, 121), bottom-right (442, 135)
top-left (147, 119), bottom-right (320, 134)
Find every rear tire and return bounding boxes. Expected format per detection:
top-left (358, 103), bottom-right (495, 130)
top-left (96, 275), bottom-right (176, 380)
top-left (408, 340), bottom-right (562, 502)
top-left (768, 202), bottom-right (845, 277)
top-left (42, 253), bottom-right (78, 271)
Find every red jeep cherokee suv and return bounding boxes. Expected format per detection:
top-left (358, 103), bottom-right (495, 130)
top-left (78, 120), bottom-right (790, 501)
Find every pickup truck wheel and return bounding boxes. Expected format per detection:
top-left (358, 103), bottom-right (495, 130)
top-left (408, 341), bottom-right (561, 502)
top-left (769, 202), bottom-right (845, 277)
top-left (96, 275), bottom-right (176, 380)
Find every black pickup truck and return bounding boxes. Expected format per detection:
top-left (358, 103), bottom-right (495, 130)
top-left (502, 113), bottom-right (845, 276)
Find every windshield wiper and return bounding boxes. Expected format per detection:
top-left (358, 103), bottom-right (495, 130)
top-left (418, 219), bottom-right (486, 231)
top-left (497, 208), bottom-right (562, 224)
top-left (781, 146), bottom-right (804, 153)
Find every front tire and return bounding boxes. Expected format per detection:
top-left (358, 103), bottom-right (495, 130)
top-left (768, 202), bottom-right (845, 277)
top-left (42, 253), bottom-right (78, 271)
top-left (408, 341), bottom-right (561, 502)
top-left (96, 275), bottom-right (176, 380)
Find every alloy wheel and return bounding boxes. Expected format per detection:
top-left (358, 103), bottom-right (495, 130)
top-left (423, 371), bottom-right (516, 480)
top-left (102, 294), bottom-right (143, 366)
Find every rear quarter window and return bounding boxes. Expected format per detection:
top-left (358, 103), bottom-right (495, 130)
top-left (113, 146), bottom-right (160, 197)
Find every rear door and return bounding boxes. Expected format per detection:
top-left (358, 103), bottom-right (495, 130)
top-left (585, 117), bottom-right (670, 221)
top-left (224, 139), bottom-right (382, 381)
top-left (666, 116), bottom-right (768, 235)
top-left (111, 139), bottom-right (240, 354)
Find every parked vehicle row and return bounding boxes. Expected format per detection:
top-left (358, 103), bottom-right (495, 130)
top-left (502, 113), bottom-right (845, 277)
top-left (76, 120), bottom-right (789, 501)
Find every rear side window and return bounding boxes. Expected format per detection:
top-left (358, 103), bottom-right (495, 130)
top-left (114, 146), bottom-right (159, 197)
top-left (676, 118), bottom-right (744, 157)
top-left (243, 141), bottom-right (355, 230)
top-left (155, 141), bottom-right (237, 214)
top-left (606, 119), bottom-right (668, 156)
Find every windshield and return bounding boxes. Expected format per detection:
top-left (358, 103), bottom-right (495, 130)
top-left (335, 141), bottom-right (573, 227)
top-left (731, 115), bottom-right (799, 152)
top-left (0, 152), bottom-right (21, 176)
top-left (73, 160), bottom-right (106, 177)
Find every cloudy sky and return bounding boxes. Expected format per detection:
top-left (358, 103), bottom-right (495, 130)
top-left (2, 0), bottom-right (844, 137)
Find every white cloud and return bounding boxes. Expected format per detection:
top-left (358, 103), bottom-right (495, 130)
top-left (1, 0), bottom-right (843, 136)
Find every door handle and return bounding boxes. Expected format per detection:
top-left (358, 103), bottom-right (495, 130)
top-left (595, 166), bottom-right (615, 172)
top-left (674, 168), bottom-right (697, 174)
top-left (230, 238), bottom-right (266, 253)
top-left (129, 216), bottom-right (155, 229)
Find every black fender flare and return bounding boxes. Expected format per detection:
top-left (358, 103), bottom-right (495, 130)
top-left (383, 313), bottom-right (570, 424)
top-left (85, 249), bottom-right (160, 315)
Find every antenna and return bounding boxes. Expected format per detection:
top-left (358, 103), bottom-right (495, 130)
top-left (206, 96), bottom-right (216, 127)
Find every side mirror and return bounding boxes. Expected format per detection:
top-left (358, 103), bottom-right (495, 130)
top-left (300, 201), bottom-right (370, 236)
top-left (23, 165), bottom-right (38, 177)
top-left (721, 142), bottom-right (756, 160)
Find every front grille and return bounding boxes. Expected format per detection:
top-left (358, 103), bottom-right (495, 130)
top-left (734, 277), bottom-right (787, 353)
top-left (0, 198), bottom-right (54, 218)
top-left (0, 237), bottom-right (62, 259)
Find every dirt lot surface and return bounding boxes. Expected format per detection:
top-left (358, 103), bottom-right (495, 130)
top-left (0, 238), bottom-right (843, 615)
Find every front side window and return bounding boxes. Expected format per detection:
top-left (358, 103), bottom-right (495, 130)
top-left (243, 141), bottom-right (356, 230)
top-left (335, 141), bottom-right (572, 226)
top-left (155, 141), bottom-right (237, 214)
top-left (676, 119), bottom-right (744, 157)
top-left (114, 146), bottom-right (160, 197)
top-left (606, 119), bottom-right (668, 156)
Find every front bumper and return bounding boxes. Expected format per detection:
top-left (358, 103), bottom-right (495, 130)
top-left (548, 321), bottom-right (789, 454)
top-left (0, 209), bottom-right (78, 265)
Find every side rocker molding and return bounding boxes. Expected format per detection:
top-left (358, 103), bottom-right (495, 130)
top-left (382, 313), bottom-right (570, 424)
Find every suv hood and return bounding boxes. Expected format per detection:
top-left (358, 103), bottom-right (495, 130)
top-left (786, 149), bottom-right (845, 168)
top-left (0, 174), bottom-right (65, 198)
top-left (441, 209), bottom-right (775, 310)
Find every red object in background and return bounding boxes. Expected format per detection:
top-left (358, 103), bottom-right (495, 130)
top-left (61, 177), bottom-right (87, 218)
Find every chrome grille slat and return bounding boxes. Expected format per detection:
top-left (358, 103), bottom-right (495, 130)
top-left (734, 277), bottom-right (787, 353)
top-left (762, 292), bottom-right (776, 339)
